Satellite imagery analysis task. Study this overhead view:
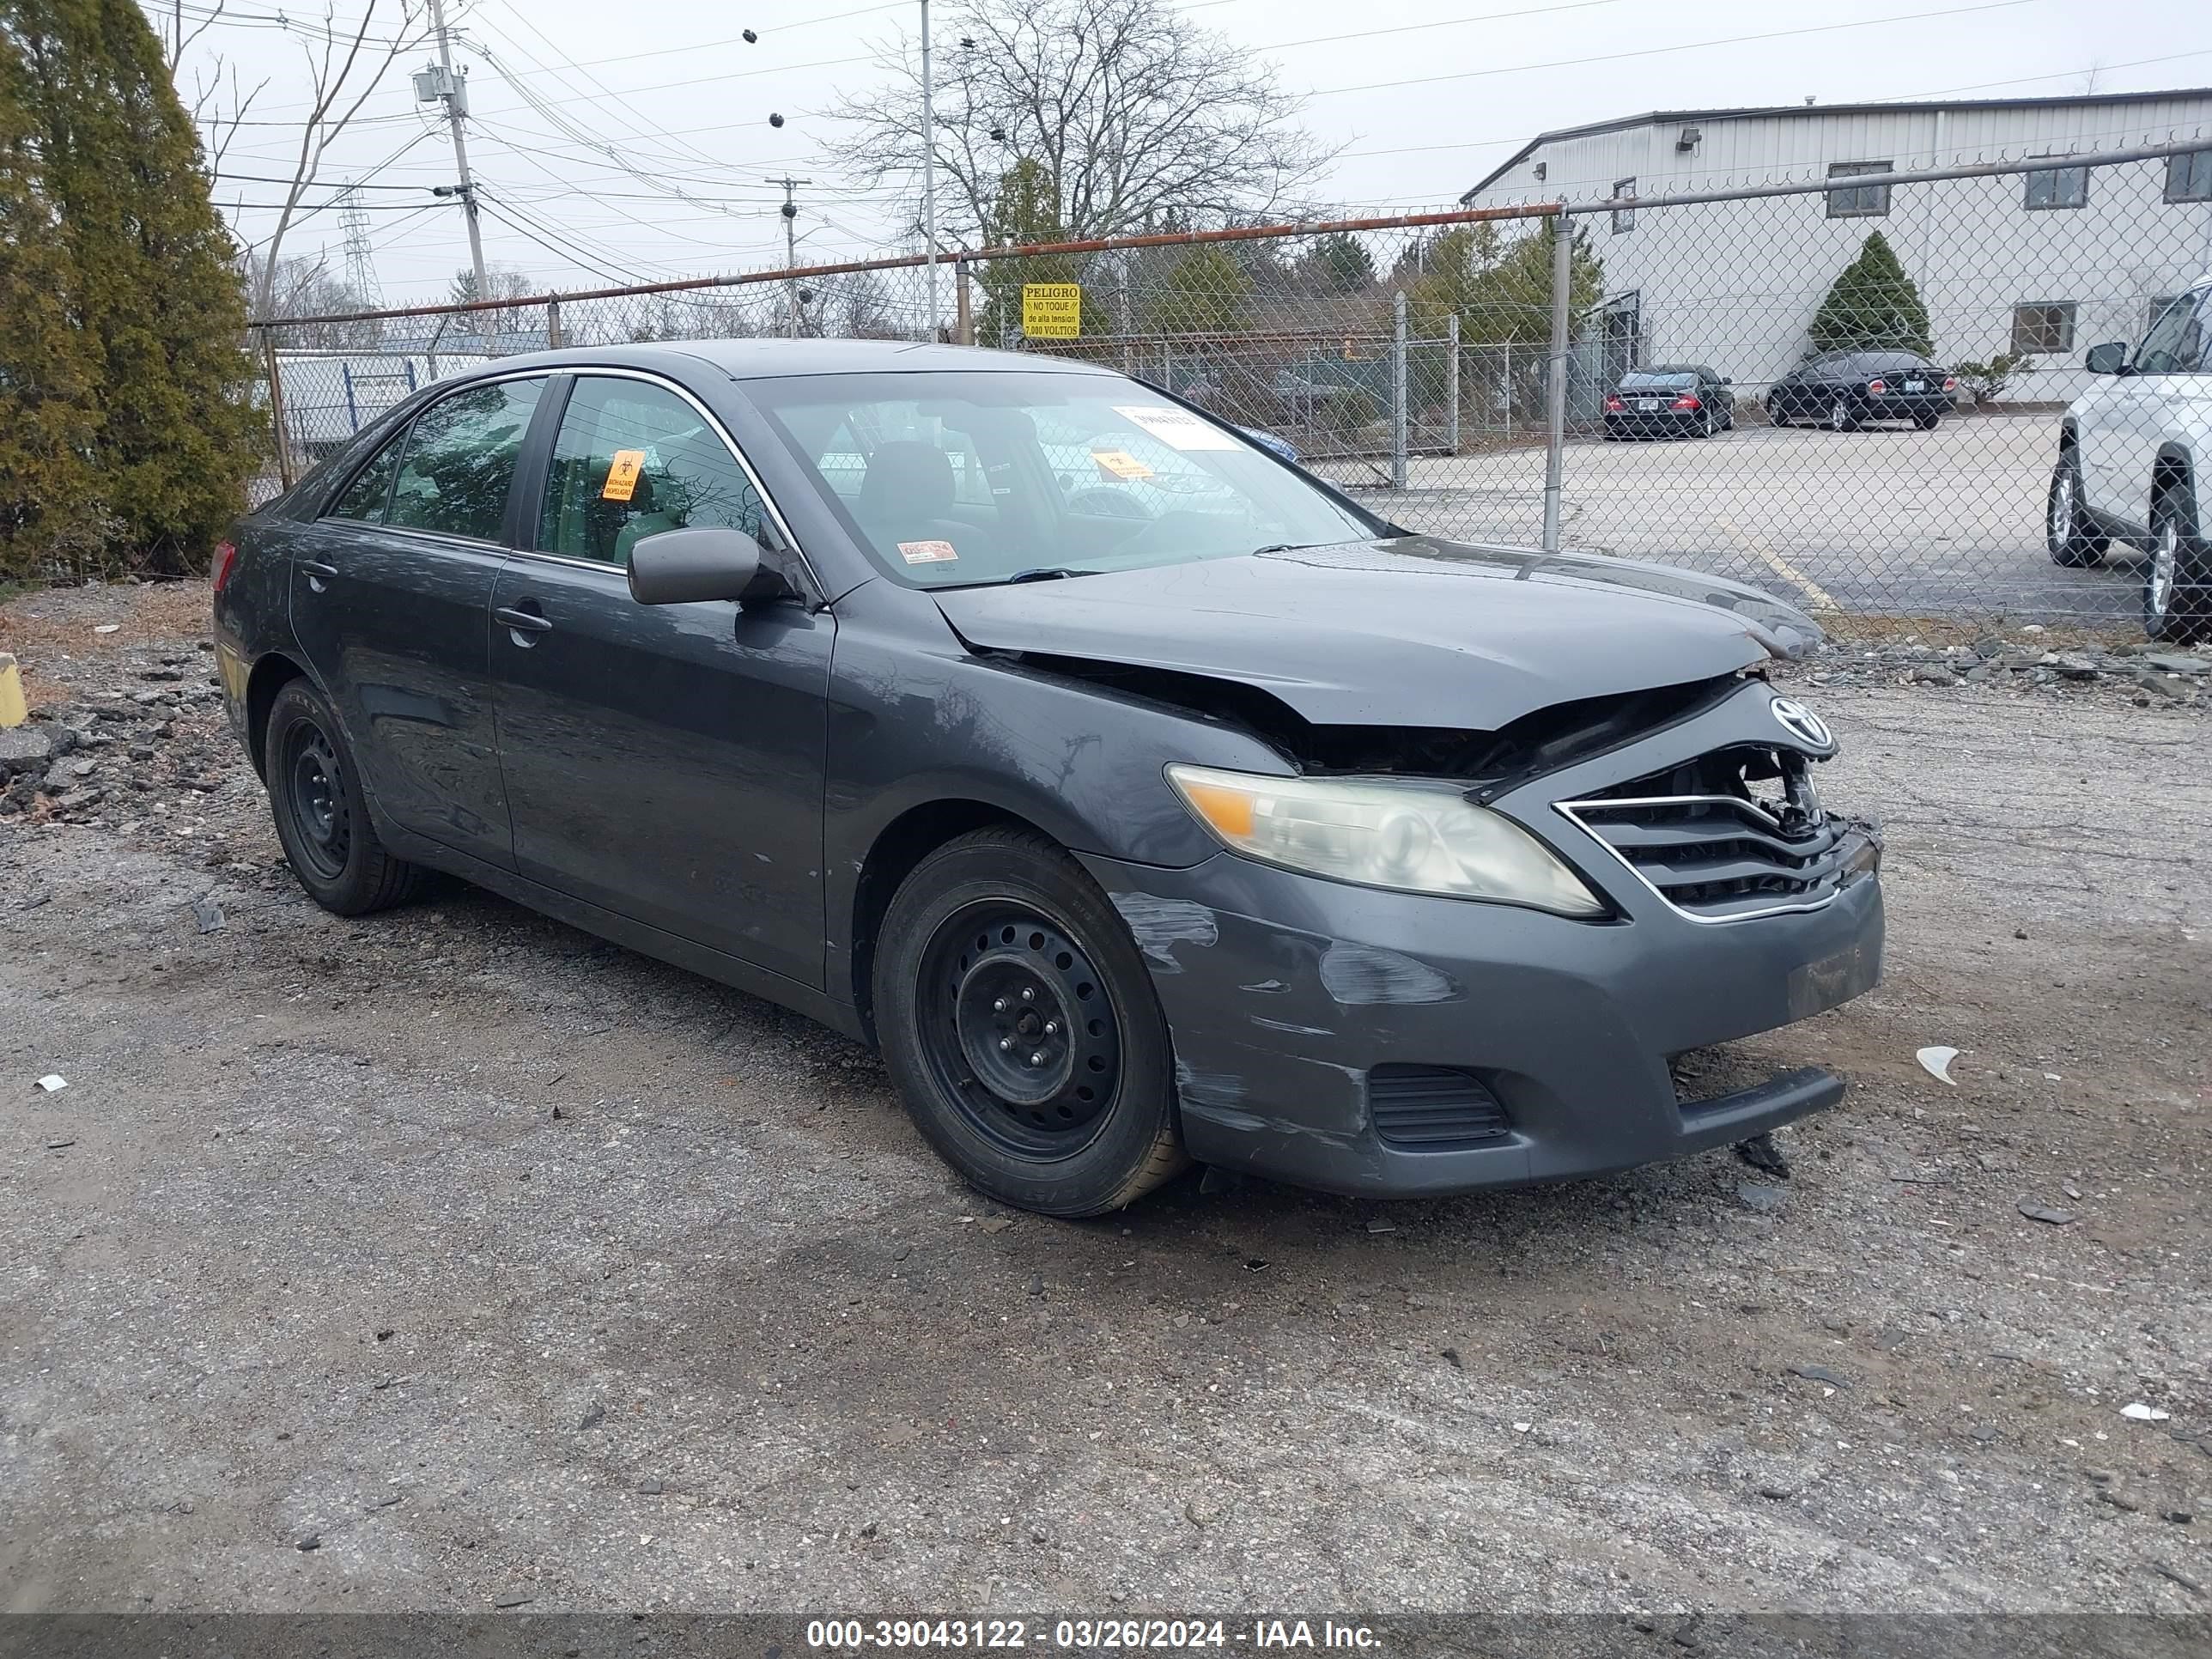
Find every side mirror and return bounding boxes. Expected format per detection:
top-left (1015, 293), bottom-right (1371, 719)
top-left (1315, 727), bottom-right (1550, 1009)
top-left (2084, 342), bottom-right (2129, 374)
top-left (629, 525), bottom-right (774, 605)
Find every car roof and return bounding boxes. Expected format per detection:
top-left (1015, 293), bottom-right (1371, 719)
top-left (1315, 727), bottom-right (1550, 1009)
top-left (428, 337), bottom-right (1124, 384)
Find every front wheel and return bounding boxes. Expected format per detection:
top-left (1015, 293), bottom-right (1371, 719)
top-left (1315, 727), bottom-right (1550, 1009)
top-left (2046, 453), bottom-right (2106, 568)
top-left (264, 678), bottom-right (425, 915)
top-left (872, 827), bottom-right (1188, 1217)
top-left (2145, 483), bottom-right (2212, 644)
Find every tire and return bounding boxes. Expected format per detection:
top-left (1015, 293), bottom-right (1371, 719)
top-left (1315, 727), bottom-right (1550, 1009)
top-left (2045, 452), bottom-right (2106, 568)
top-left (1826, 396), bottom-right (1859, 433)
top-left (872, 826), bottom-right (1188, 1217)
top-left (1915, 410), bottom-right (1942, 431)
top-left (1700, 408), bottom-right (1716, 439)
top-left (264, 678), bottom-right (425, 915)
top-left (1769, 400), bottom-right (1790, 428)
top-left (2144, 480), bottom-right (2212, 645)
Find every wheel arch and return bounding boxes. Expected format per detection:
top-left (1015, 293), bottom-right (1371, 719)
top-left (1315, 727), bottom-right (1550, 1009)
top-left (848, 799), bottom-right (1063, 1040)
top-left (2152, 443), bottom-right (2196, 507)
top-left (243, 651), bottom-right (312, 780)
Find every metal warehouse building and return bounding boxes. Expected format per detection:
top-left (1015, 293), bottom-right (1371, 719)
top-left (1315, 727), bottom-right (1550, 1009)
top-left (1458, 89), bottom-right (2212, 400)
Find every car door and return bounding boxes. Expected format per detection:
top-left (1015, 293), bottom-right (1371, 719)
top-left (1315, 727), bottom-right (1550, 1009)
top-left (286, 374), bottom-right (547, 866)
top-left (484, 369), bottom-right (834, 988)
top-left (2086, 289), bottom-right (2207, 525)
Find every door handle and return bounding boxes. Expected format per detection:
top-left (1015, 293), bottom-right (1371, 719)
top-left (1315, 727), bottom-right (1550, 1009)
top-left (495, 605), bottom-right (554, 638)
top-left (299, 559), bottom-right (337, 592)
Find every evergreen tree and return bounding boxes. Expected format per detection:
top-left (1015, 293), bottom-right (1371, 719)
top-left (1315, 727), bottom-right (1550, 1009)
top-left (1299, 231), bottom-right (1376, 296)
top-left (0, 26), bottom-right (103, 575)
top-left (1407, 220), bottom-right (1602, 346)
top-left (1808, 230), bottom-right (1932, 356)
top-left (3, 0), bottom-right (262, 575)
top-left (1143, 245), bottom-right (1252, 337)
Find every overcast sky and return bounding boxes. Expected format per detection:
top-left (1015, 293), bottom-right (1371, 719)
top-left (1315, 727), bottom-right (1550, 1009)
top-left (173, 0), bottom-right (2210, 308)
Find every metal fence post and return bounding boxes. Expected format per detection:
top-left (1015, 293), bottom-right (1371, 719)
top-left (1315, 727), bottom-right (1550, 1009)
top-left (1540, 211), bottom-right (1571, 555)
top-left (1503, 343), bottom-right (1512, 440)
top-left (954, 263), bottom-right (974, 345)
top-left (258, 330), bottom-right (295, 491)
top-left (1446, 311), bottom-right (1461, 454)
top-left (547, 296), bottom-right (564, 349)
top-left (1391, 289), bottom-right (1409, 492)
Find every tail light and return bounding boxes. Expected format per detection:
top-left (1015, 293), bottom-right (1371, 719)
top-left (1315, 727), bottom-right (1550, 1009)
top-left (1942, 374), bottom-right (1958, 392)
top-left (1867, 379), bottom-right (1887, 396)
top-left (1605, 394), bottom-right (1625, 411)
top-left (211, 539), bottom-right (240, 594)
top-left (1671, 395), bottom-right (1701, 410)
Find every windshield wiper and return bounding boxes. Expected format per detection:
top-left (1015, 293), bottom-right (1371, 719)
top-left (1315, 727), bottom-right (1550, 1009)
top-left (1249, 541), bottom-right (1323, 556)
top-left (1004, 566), bottom-right (1091, 584)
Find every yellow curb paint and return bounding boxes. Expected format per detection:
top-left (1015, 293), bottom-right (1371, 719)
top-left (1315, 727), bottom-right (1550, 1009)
top-left (0, 653), bottom-right (27, 728)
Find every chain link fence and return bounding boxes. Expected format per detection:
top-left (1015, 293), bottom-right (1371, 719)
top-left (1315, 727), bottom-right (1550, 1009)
top-left (250, 139), bottom-right (2212, 630)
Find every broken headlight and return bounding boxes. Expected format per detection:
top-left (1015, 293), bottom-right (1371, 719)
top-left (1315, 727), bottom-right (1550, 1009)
top-left (1166, 764), bottom-right (1607, 916)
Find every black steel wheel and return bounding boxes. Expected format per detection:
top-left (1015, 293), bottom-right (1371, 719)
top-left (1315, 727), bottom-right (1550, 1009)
top-left (264, 678), bottom-right (425, 915)
top-left (872, 826), bottom-right (1185, 1216)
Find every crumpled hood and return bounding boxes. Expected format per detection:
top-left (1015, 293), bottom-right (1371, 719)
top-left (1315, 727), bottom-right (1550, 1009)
top-left (932, 537), bottom-right (1821, 728)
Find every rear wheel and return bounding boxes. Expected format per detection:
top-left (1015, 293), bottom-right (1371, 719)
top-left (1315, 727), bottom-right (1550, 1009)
top-left (1915, 410), bottom-right (1942, 431)
top-left (2145, 481), bottom-right (2212, 644)
top-left (872, 827), bottom-right (1187, 1217)
top-left (2045, 452), bottom-right (2106, 568)
top-left (264, 678), bottom-right (424, 915)
top-left (1826, 396), bottom-right (1859, 433)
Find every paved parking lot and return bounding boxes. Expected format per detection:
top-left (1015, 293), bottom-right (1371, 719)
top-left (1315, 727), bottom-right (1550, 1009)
top-left (1322, 413), bottom-right (2148, 625)
top-left (3, 583), bottom-right (2208, 1617)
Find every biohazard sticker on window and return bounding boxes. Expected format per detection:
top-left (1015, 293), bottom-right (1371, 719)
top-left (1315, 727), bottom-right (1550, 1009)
top-left (601, 449), bottom-right (647, 501)
top-left (1091, 449), bottom-right (1154, 481)
top-left (898, 539), bottom-right (959, 564)
top-left (1112, 404), bottom-right (1238, 452)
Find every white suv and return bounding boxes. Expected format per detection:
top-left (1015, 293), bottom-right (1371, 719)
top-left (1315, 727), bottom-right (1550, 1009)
top-left (2047, 278), bottom-right (2212, 642)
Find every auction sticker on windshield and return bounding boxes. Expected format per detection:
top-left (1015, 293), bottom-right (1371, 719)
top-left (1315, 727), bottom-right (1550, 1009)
top-left (898, 539), bottom-right (959, 564)
top-left (1091, 449), bottom-right (1154, 480)
top-left (1114, 404), bottom-right (1239, 451)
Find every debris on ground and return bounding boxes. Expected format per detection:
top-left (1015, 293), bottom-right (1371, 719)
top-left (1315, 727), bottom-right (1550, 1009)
top-left (2121, 1403), bottom-right (2172, 1422)
top-left (2017, 1200), bottom-right (2077, 1225)
top-left (1917, 1046), bottom-right (1960, 1085)
top-left (35, 1075), bottom-right (67, 1094)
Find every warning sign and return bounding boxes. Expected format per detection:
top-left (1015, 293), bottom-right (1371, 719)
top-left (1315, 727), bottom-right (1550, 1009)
top-left (601, 449), bottom-right (647, 501)
top-left (1021, 283), bottom-right (1082, 338)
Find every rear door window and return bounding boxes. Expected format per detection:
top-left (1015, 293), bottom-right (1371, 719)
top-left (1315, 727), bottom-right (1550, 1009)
top-left (386, 378), bottom-right (545, 542)
top-left (325, 428), bottom-right (409, 523)
top-left (537, 376), bottom-right (769, 568)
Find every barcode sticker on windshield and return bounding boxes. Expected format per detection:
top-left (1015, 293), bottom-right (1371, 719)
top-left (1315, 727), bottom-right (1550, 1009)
top-left (1113, 404), bottom-right (1238, 452)
top-left (898, 539), bottom-right (958, 564)
top-left (602, 449), bottom-right (647, 501)
top-left (1091, 449), bottom-right (1154, 481)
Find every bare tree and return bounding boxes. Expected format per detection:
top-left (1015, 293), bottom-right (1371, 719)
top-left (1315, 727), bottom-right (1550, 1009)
top-left (151, 3), bottom-right (268, 179)
top-left (255, 253), bottom-right (382, 347)
top-left (824, 0), bottom-right (1334, 249)
top-left (249, 1), bottom-right (431, 317)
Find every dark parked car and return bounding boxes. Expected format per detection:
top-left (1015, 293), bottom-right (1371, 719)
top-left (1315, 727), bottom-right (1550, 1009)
top-left (1604, 365), bottom-right (1734, 440)
top-left (212, 341), bottom-right (1884, 1218)
top-left (1765, 350), bottom-right (1956, 431)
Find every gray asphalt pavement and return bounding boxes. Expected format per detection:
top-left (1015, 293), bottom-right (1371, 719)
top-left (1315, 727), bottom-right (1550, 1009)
top-left (3, 583), bottom-right (2208, 1617)
top-left (1322, 413), bottom-right (2146, 625)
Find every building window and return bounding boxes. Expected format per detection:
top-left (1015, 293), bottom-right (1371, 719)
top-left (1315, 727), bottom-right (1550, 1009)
top-left (1611, 177), bottom-right (1636, 234)
top-left (2011, 302), bottom-right (2077, 356)
top-left (2024, 165), bottom-right (2087, 210)
top-left (2167, 150), bottom-right (2212, 203)
top-left (1826, 161), bottom-right (1893, 218)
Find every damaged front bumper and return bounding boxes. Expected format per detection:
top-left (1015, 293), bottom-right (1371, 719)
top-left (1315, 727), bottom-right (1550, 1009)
top-left (1080, 680), bottom-right (1886, 1198)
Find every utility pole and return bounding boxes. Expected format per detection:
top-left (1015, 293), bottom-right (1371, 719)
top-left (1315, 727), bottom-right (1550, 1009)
top-left (920, 0), bottom-right (939, 340)
top-left (416, 0), bottom-right (490, 324)
top-left (766, 176), bottom-right (812, 337)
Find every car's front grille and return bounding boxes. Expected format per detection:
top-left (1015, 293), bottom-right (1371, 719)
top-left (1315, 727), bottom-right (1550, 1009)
top-left (1556, 744), bottom-right (1850, 923)
top-left (1369, 1066), bottom-right (1510, 1149)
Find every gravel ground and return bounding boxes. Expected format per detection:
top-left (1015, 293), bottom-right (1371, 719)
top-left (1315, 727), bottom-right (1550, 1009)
top-left (2, 580), bottom-right (2208, 1617)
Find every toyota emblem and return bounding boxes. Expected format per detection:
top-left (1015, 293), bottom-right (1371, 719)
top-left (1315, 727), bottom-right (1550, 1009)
top-left (1770, 696), bottom-right (1834, 750)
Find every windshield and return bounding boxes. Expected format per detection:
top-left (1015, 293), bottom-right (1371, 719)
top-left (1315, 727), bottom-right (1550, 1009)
top-left (742, 369), bottom-right (1382, 587)
top-left (1620, 372), bottom-right (1697, 391)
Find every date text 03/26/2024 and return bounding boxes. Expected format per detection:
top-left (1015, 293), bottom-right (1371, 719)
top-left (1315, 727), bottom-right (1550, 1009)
top-left (805, 1620), bottom-right (1382, 1650)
